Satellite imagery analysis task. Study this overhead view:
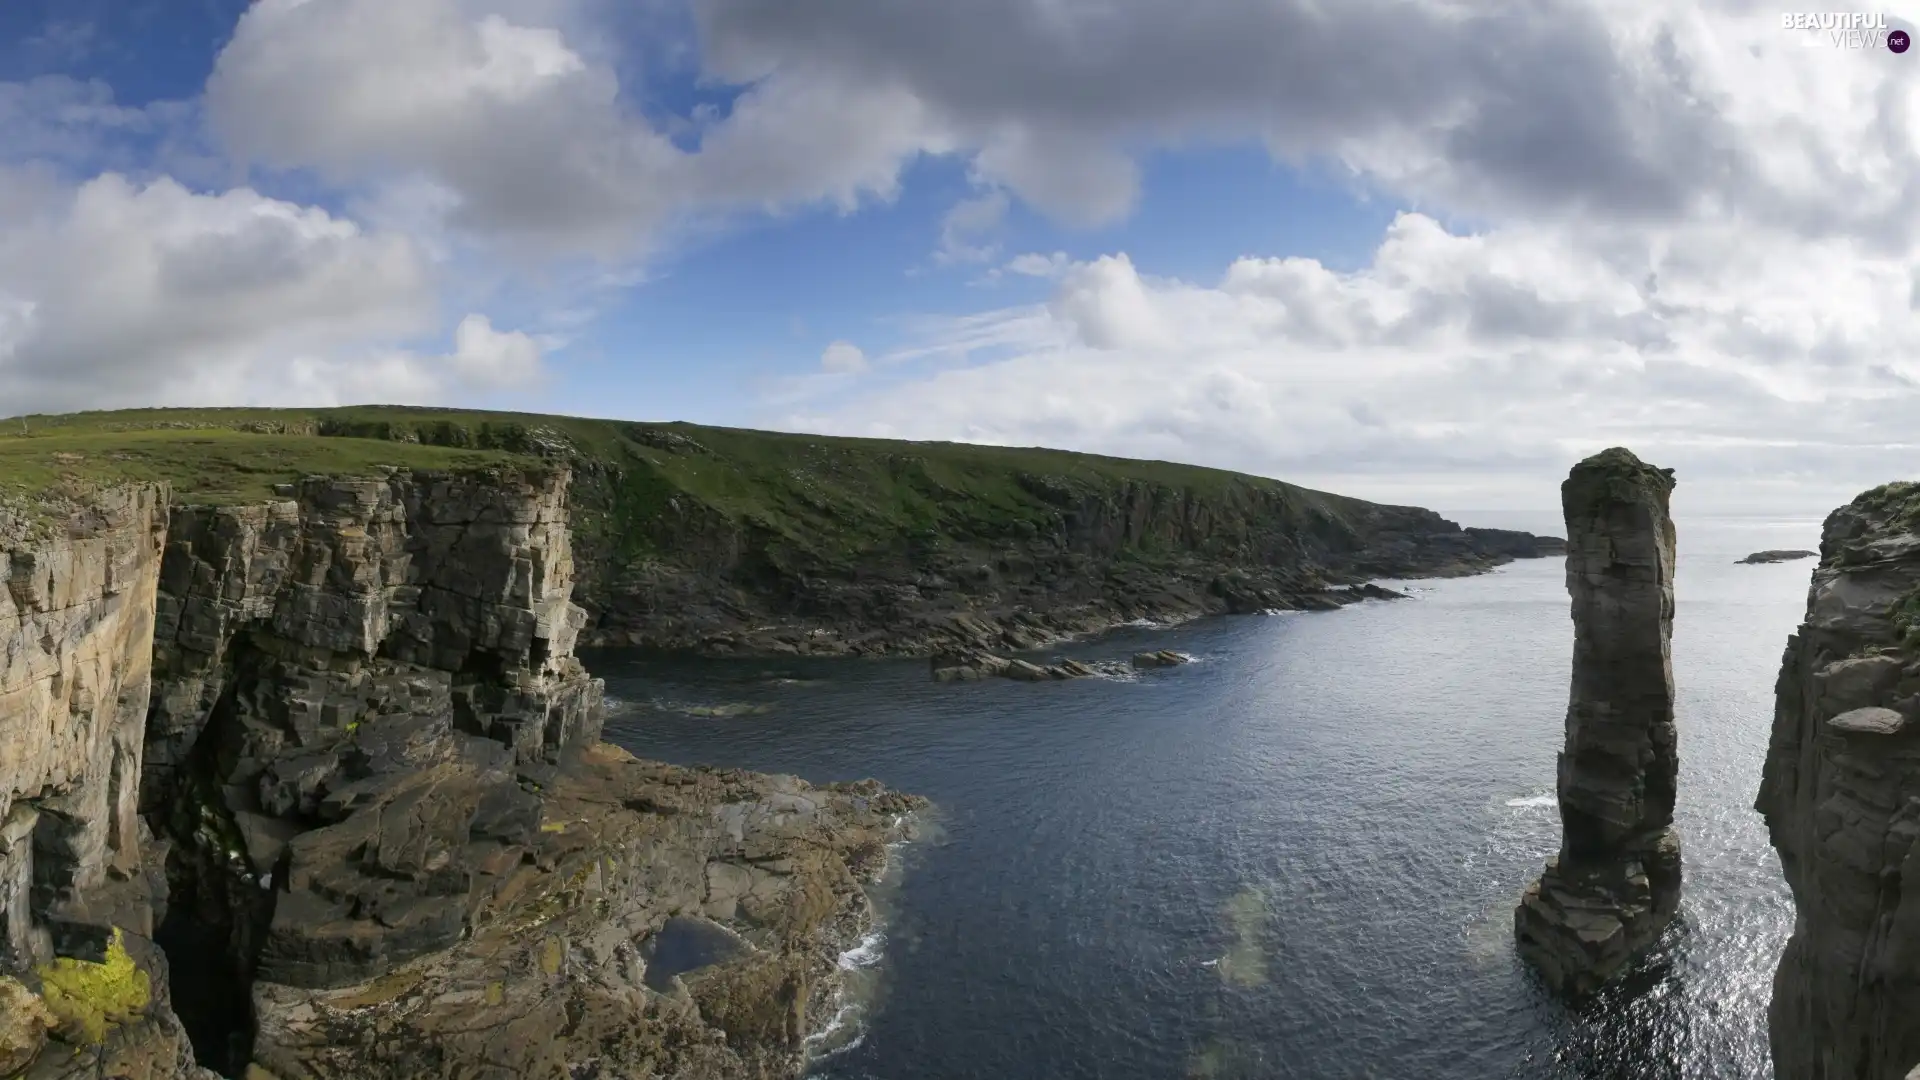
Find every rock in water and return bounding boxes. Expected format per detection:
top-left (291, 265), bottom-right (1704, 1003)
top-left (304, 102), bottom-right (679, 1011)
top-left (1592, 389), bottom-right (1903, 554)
top-left (1737, 549), bottom-right (1816, 564)
top-left (1514, 447), bottom-right (1682, 996)
top-left (1758, 482), bottom-right (1920, 1079)
top-left (1130, 650), bottom-right (1189, 668)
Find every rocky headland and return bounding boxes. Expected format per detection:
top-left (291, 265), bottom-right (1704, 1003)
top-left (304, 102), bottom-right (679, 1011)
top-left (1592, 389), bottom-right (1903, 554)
top-left (3, 407), bottom-right (1562, 665)
top-left (1758, 482), bottom-right (1920, 1078)
top-left (0, 406), bottom-right (1564, 1079)
top-left (1740, 549), bottom-right (1817, 565)
top-left (1, 460), bottom-right (921, 1079)
top-left (1514, 448), bottom-right (1682, 996)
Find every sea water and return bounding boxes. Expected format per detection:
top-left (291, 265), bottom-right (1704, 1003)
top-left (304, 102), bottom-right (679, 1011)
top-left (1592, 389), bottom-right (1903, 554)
top-left (591, 514), bottom-right (1822, 1079)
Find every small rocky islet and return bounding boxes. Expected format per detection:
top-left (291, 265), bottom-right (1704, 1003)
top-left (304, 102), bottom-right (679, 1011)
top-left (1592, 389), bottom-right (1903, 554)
top-left (0, 407), bottom-right (1915, 1079)
top-left (1738, 549), bottom-right (1817, 564)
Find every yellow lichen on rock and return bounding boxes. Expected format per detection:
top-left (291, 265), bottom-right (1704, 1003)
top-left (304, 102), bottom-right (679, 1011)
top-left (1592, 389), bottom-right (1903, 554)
top-left (0, 975), bottom-right (57, 1075)
top-left (35, 929), bottom-right (152, 1045)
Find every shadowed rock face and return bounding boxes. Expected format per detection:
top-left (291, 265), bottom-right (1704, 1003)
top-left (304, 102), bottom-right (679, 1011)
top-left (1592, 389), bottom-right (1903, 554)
top-left (1514, 447), bottom-right (1681, 996)
top-left (1, 468), bottom-right (923, 1080)
top-left (1758, 482), bottom-right (1920, 1080)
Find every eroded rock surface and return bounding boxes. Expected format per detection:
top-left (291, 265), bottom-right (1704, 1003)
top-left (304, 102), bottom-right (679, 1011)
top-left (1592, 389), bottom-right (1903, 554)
top-left (1758, 482), bottom-right (1920, 1079)
top-left (2, 467), bottom-right (922, 1080)
top-left (1514, 447), bottom-right (1681, 996)
top-left (0, 484), bottom-right (218, 1079)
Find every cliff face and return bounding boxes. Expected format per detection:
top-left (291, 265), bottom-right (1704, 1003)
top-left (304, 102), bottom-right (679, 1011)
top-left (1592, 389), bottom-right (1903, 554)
top-left (0, 485), bottom-right (212, 1078)
top-left (0, 468), bottom-right (921, 1080)
top-left (570, 442), bottom-right (1566, 657)
top-left (4, 408), bottom-right (1563, 661)
top-left (1758, 483), bottom-right (1920, 1080)
top-left (1515, 448), bottom-right (1681, 996)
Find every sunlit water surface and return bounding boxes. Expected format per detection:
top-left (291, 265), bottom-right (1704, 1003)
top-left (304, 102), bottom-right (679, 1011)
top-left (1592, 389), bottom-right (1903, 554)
top-left (590, 515), bottom-right (1820, 1079)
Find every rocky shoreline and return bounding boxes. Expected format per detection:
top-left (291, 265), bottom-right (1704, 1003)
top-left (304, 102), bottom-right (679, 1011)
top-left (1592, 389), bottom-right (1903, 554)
top-left (573, 489), bottom-right (1556, 662)
top-left (0, 469), bottom-right (924, 1080)
top-left (0, 410), bottom-right (1578, 1079)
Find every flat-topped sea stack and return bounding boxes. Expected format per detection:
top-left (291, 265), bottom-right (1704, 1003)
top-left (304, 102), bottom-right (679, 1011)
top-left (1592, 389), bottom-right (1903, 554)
top-left (1515, 447), bottom-right (1682, 996)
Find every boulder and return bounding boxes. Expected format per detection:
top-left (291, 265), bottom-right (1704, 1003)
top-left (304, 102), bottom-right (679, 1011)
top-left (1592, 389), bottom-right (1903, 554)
top-left (0, 976), bottom-right (54, 1075)
top-left (1003, 659), bottom-right (1050, 682)
top-left (930, 650), bottom-right (1011, 682)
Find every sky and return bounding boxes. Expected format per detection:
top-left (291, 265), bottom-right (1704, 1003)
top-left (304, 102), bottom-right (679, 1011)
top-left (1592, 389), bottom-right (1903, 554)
top-left (3, 0), bottom-right (1920, 526)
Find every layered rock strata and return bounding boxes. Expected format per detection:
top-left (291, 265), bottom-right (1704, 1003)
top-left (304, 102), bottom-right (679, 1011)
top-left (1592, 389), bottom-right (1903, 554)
top-left (580, 469), bottom-right (1559, 659)
top-left (0, 468), bottom-right (922, 1079)
top-left (0, 484), bottom-right (213, 1078)
top-left (1758, 482), bottom-right (1920, 1079)
top-left (1514, 448), bottom-right (1682, 996)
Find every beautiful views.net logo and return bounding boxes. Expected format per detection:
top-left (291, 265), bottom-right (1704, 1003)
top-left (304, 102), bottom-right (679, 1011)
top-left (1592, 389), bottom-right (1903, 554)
top-left (1781, 12), bottom-right (1911, 51)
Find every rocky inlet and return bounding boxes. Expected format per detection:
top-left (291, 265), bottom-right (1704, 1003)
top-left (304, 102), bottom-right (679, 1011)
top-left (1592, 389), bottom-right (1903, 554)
top-left (1515, 448), bottom-right (1682, 996)
top-left (0, 468), bottom-right (924, 1080)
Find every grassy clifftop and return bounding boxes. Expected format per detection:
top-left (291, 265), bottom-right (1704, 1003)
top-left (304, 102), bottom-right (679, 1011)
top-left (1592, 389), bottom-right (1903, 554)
top-left (1, 405), bottom-right (1556, 654)
top-left (2, 403), bottom-right (1376, 550)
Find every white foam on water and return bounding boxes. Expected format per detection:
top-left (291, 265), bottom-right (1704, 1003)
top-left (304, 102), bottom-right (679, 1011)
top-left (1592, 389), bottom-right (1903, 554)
top-left (838, 929), bottom-right (885, 970)
top-left (801, 822), bottom-right (924, 1069)
top-left (1504, 791), bottom-right (1556, 809)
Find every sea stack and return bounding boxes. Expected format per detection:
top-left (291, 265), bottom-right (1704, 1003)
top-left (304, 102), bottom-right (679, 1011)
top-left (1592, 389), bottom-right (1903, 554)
top-left (1514, 447), bottom-right (1682, 996)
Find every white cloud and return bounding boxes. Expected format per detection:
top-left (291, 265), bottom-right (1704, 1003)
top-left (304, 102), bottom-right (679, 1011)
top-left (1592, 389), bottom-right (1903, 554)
top-left (203, 0), bottom-right (952, 260)
top-left (9, 0), bottom-right (1920, 518)
top-left (780, 208), bottom-right (1920, 515)
top-left (442, 313), bottom-right (546, 388)
top-left (0, 171), bottom-right (542, 414)
top-left (1004, 251), bottom-right (1070, 279)
top-left (1047, 254), bottom-right (1171, 350)
top-left (820, 340), bottom-right (868, 373)
top-left (937, 190), bottom-right (1009, 263)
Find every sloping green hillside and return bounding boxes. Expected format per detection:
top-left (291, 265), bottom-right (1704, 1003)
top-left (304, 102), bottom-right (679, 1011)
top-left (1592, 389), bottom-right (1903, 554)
top-left (0, 404), bottom-right (1371, 555)
top-left (0, 405), bottom-right (1555, 654)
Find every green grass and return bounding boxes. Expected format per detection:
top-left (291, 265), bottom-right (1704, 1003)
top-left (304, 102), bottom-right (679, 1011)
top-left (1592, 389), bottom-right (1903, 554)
top-left (0, 427), bottom-right (524, 505)
top-left (0, 405), bottom-right (1381, 566)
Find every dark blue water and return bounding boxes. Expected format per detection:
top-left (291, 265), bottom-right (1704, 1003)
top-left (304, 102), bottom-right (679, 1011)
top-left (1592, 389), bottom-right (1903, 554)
top-left (590, 515), bottom-right (1819, 1080)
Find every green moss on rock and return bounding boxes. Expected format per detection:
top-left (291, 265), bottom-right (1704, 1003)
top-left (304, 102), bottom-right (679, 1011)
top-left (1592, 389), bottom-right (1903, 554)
top-left (35, 929), bottom-right (151, 1045)
top-left (1562, 447), bottom-right (1676, 515)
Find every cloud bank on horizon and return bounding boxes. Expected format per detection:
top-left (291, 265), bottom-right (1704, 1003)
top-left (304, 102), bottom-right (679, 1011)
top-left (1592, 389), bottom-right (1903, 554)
top-left (1, 0), bottom-right (1917, 515)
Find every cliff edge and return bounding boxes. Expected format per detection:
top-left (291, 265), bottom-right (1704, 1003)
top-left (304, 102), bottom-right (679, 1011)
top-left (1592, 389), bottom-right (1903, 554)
top-left (0, 407), bottom-right (1559, 1078)
top-left (0, 464), bottom-right (921, 1080)
top-left (4, 407), bottom-right (1564, 661)
top-left (1758, 482), bottom-right (1920, 1080)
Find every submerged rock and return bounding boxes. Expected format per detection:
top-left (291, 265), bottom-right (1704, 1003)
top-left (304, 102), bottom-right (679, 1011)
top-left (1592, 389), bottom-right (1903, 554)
top-left (1737, 549), bottom-right (1816, 564)
top-left (1130, 650), bottom-right (1189, 668)
top-left (1758, 481), bottom-right (1920, 1079)
top-left (929, 649), bottom-right (1099, 683)
top-left (1514, 448), bottom-right (1681, 997)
